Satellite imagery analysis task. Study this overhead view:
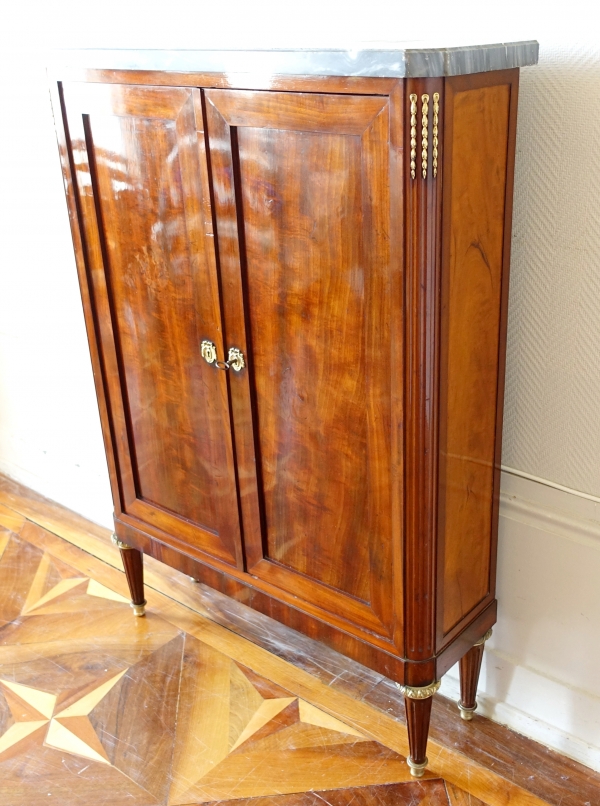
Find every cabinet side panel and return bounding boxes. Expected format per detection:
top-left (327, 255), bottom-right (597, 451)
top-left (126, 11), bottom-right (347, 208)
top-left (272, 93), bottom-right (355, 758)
top-left (439, 76), bottom-right (513, 637)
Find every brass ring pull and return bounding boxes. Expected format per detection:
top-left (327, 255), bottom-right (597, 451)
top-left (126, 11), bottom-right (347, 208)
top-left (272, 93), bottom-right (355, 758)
top-left (201, 340), bottom-right (245, 372)
top-left (227, 347), bottom-right (245, 372)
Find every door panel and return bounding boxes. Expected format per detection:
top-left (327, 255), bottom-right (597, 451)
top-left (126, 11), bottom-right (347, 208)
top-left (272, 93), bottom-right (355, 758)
top-left (205, 89), bottom-right (402, 637)
top-left (63, 82), bottom-right (243, 567)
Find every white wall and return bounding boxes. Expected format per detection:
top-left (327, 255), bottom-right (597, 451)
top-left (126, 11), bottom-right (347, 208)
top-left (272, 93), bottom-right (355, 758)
top-left (1, 0), bottom-right (599, 771)
top-left (441, 471), bottom-right (600, 771)
top-left (503, 42), bottom-right (600, 496)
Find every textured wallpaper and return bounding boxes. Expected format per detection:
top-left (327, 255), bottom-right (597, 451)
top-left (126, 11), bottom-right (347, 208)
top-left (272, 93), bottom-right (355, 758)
top-left (502, 44), bottom-right (600, 497)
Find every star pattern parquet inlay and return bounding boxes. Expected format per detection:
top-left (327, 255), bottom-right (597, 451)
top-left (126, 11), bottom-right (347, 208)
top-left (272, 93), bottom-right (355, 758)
top-left (0, 517), bottom-right (487, 806)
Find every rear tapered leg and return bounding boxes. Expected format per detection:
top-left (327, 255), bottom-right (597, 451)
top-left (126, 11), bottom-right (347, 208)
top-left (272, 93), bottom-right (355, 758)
top-left (458, 628), bottom-right (492, 720)
top-left (401, 681), bottom-right (441, 777)
top-left (112, 534), bottom-right (146, 616)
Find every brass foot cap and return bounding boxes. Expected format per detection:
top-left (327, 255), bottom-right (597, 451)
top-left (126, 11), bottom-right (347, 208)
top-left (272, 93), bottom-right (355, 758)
top-left (407, 757), bottom-right (428, 778)
top-left (131, 601), bottom-right (147, 617)
top-left (458, 701), bottom-right (477, 720)
top-left (189, 577), bottom-right (200, 583)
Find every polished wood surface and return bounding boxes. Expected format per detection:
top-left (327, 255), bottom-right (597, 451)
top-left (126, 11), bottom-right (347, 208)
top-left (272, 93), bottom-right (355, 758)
top-left (62, 81), bottom-right (243, 568)
top-left (205, 87), bottom-right (402, 640)
top-left (459, 643), bottom-right (486, 712)
top-left (0, 516), bottom-right (446, 805)
top-left (197, 781), bottom-right (457, 805)
top-left (54, 67), bottom-right (400, 95)
top-left (53, 67), bottom-right (523, 771)
top-left (120, 546), bottom-right (145, 606)
top-left (438, 72), bottom-right (516, 638)
top-left (446, 784), bottom-right (488, 806)
top-left (404, 696), bottom-right (434, 767)
top-left (0, 526), bottom-right (414, 803)
top-left (5, 475), bottom-right (600, 805)
top-left (402, 77), bottom-right (443, 687)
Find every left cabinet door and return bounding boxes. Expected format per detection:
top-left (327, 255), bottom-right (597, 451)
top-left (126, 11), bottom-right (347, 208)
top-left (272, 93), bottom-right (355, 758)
top-left (62, 82), bottom-right (243, 567)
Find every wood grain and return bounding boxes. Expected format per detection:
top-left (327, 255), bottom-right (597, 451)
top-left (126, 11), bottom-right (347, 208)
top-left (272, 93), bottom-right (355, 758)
top-left (8, 477), bottom-right (600, 805)
top-left (0, 475), bottom-right (406, 680)
top-left (402, 77), bottom-right (444, 686)
top-left (207, 88), bottom-right (387, 133)
top-left (52, 66), bottom-right (399, 96)
top-left (61, 81), bottom-right (243, 567)
top-left (0, 535), bottom-right (46, 628)
top-left (459, 642), bottom-right (486, 711)
top-left (204, 86), bottom-right (402, 642)
top-left (440, 81), bottom-right (509, 633)
top-left (0, 526), bottom-right (421, 806)
top-left (194, 780), bottom-right (453, 806)
top-left (446, 782), bottom-right (489, 805)
top-left (437, 71), bottom-right (518, 643)
top-left (53, 66), bottom-right (525, 776)
top-left (120, 545), bottom-right (145, 605)
top-left (0, 504), bottom-right (26, 533)
top-left (405, 695), bottom-right (434, 766)
top-left (5, 503), bottom-right (550, 806)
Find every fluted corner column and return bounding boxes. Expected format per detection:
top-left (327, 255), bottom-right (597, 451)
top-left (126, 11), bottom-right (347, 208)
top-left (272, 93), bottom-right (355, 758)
top-left (399, 680), bottom-right (441, 777)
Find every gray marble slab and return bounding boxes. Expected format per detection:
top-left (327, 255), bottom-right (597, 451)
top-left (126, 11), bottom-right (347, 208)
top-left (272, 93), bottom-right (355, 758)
top-left (51, 41), bottom-right (538, 78)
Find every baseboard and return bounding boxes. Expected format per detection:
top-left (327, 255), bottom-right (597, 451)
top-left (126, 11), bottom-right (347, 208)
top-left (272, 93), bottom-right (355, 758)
top-left (0, 457), bottom-right (113, 531)
top-left (500, 467), bottom-right (600, 552)
top-left (438, 468), bottom-right (600, 772)
top-left (440, 654), bottom-right (600, 773)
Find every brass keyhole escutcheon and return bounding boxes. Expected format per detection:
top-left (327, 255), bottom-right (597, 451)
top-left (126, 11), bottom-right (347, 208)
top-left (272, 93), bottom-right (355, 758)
top-left (200, 340), bottom-right (217, 365)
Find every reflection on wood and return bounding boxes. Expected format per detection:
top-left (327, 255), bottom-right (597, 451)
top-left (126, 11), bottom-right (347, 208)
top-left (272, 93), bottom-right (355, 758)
top-left (446, 781), bottom-right (490, 805)
top-left (0, 473), bottom-right (597, 806)
top-left (199, 781), bottom-right (453, 806)
top-left (0, 518), bottom-right (417, 805)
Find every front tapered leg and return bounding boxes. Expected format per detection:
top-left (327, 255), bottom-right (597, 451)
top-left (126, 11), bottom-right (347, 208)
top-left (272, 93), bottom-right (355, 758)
top-left (112, 534), bottom-right (146, 616)
top-left (458, 628), bottom-right (492, 720)
top-left (401, 681), bottom-right (441, 777)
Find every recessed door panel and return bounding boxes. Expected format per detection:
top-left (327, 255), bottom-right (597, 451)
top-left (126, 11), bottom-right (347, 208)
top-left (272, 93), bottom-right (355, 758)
top-left (63, 82), bottom-right (242, 567)
top-left (205, 89), bottom-right (403, 638)
top-left (438, 80), bottom-right (512, 637)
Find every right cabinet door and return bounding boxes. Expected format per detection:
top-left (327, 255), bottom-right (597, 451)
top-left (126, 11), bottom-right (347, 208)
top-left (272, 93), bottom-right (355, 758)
top-left (205, 88), bottom-right (404, 644)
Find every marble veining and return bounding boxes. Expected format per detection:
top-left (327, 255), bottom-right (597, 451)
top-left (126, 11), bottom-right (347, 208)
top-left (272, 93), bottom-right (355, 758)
top-left (52, 41), bottom-right (538, 78)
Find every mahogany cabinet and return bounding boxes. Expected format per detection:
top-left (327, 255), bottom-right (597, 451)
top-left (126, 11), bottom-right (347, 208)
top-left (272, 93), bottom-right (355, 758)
top-left (51, 44), bottom-right (537, 775)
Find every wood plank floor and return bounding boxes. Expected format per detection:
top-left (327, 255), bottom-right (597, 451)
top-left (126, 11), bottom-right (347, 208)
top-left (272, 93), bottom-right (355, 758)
top-left (0, 476), bottom-right (598, 806)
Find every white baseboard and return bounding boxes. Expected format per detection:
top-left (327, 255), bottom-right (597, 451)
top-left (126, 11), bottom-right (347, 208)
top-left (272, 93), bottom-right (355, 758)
top-left (440, 469), bottom-right (600, 772)
top-left (440, 654), bottom-right (600, 772)
top-left (0, 456), bottom-right (113, 530)
top-left (501, 467), bottom-right (600, 552)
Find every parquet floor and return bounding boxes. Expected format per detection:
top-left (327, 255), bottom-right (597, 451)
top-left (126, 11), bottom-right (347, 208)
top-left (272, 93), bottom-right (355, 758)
top-left (0, 524), bottom-right (469, 806)
top-left (0, 476), bottom-right (598, 806)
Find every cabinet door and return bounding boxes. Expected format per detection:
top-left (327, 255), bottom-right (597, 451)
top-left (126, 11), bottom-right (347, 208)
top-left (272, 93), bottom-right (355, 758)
top-left (63, 83), bottom-right (243, 567)
top-left (205, 89), bottom-right (403, 640)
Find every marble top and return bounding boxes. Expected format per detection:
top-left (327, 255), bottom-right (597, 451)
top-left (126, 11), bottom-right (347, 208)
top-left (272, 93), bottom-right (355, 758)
top-left (53, 41), bottom-right (538, 78)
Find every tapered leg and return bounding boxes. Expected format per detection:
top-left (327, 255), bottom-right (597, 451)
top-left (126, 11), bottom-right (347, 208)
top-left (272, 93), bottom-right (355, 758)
top-left (112, 534), bottom-right (146, 616)
top-left (400, 681), bottom-right (441, 777)
top-left (458, 628), bottom-right (492, 720)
